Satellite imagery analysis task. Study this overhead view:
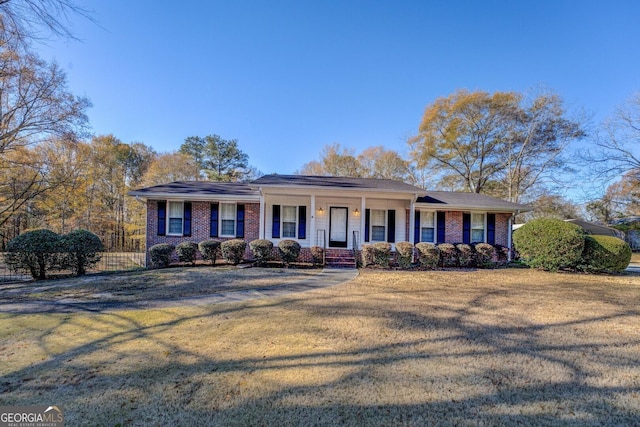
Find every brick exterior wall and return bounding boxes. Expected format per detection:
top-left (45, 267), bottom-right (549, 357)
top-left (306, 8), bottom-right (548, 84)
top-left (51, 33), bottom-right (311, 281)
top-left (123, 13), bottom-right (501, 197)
top-left (495, 213), bottom-right (511, 247)
top-left (445, 211), bottom-right (464, 243)
top-left (146, 200), bottom-right (260, 261)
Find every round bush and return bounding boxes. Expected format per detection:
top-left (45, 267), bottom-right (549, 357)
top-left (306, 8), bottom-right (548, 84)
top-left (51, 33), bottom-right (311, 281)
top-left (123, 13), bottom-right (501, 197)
top-left (474, 243), bottom-right (496, 268)
top-left (278, 239), bottom-right (301, 266)
top-left (456, 243), bottom-right (475, 267)
top-left (310, 246), bottom-right (324, 266)
top-left (395, 241), bottom-right (414, 269)
top-left (149, 243), bottom-right (175, 268)
top-left (437, 243), bottom-right (458, 267)
top-left (61, 229), bottom-right (104, 276)
top-left (577, 235), bottom-right (632, 273)
top-left (361, 244), bottom-right (374, 267)
top-left (415, 242), bottom-right (440, 269)
top-left (199, 239), bottom-right (221, 265)
top-left (221, 239), bottom-right (246, 265)
top-left (372, 242), bottom-right (392, 268)
top-left (513, 218), bottom-right (585, 271)
top-left (5, 229), bottom-right (63, 279)
top-left (176, 241), bottom-right (198, 265)
top-left (250, 239), bottom-right (274, 266)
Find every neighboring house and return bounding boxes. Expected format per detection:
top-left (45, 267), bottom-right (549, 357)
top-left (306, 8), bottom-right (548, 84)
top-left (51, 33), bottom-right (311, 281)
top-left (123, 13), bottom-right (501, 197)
top-left (129, 174), bottom-right (530, 267)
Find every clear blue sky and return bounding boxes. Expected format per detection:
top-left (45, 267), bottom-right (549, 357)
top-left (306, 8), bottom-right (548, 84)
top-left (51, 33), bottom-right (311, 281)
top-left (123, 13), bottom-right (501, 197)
top-left (36, 0), bottom-right (640, 177)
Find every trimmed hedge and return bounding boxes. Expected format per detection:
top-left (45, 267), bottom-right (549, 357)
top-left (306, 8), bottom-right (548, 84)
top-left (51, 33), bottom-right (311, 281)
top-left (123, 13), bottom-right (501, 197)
top-left (415, 242), bottom-right (439, 269)
top-left (438, 243), bottom-right (458, 267)
top-left (198, 239), bottom-right (221, 265)
top-left (474, 243), bottom-right (496, 268)
top-left (61, 229), bottom-right (103, 276)
top-left (361, 244), bottom-right (374, 267)
top-left (577, 235), bottom-right (632, 273)
top-left (149, 243), bottom-right (175, 268)
top-left (221, 239), bottom-right (246, 265)
top-left (5, 229), bottom-right (63, 279)
top-left (456, 243), bottom-right (474, 267)
top-left (278, 239), bottom-right (301, 266)
top-left (371, 242), bottom-right (392, 268)
top-left (250, 239), bottom-right (273, 266)
top-left (513, 218), bottom-right (585, 271)
top-left (395, 241), bottom-right (414, 269)
top-left (176, 241), bottom-right (198, 265)
top-left (310, 246), bottom-right (324, 266)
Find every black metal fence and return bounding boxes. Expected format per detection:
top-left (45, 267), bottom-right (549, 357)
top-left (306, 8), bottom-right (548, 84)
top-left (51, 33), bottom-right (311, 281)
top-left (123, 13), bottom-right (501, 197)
top-left (0, 251), bottom-right (146, 283)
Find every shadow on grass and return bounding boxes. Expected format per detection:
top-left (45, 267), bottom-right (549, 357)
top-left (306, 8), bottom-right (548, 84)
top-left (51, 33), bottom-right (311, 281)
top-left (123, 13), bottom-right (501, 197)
top-left (1, 270), bottom-right (639, 425)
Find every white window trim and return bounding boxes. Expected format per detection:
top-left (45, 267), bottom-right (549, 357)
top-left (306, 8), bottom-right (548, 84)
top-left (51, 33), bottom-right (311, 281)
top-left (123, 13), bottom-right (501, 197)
top-left (219, 202), bottom-right (237, 238)
top-left (370, 209), bottom-right (387, 242)
top-left (420, 210), bottom-right (436, 243)
top-left (281, 205), bottom-right (298, 239)
top-left (167, 201), bottom-right (184, 236)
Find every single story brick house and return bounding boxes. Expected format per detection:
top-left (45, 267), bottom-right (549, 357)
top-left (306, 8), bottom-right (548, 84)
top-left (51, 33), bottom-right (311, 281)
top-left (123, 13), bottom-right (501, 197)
top-left (129, 174), bottom-right (530, 267)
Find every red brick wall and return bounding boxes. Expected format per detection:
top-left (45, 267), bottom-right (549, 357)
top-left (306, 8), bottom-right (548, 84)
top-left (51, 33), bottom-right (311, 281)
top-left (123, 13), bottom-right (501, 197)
top-left (445, 211), bottom-right (464, 243)
top-left (495, 213), bottom-right (512, 247)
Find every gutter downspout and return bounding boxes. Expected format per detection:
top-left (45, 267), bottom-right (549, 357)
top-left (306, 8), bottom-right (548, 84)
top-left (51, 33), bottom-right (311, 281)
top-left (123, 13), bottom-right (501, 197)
top-left (508, 210), bottom-right (519, 262)
top-left (259, 187), bottom-right (265, 239)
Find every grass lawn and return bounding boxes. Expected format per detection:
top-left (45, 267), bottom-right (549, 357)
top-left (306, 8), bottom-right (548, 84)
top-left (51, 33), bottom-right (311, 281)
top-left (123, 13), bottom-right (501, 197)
top-left (1, 267), bottom-right (639, 425)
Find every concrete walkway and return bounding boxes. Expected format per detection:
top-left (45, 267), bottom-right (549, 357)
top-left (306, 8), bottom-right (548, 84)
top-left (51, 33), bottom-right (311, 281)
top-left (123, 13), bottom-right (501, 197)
top-left (0, 268), bottom-right (359, 314)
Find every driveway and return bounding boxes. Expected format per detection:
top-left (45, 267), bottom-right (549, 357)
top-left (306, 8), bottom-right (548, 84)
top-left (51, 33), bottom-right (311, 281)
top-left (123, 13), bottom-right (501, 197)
top-left (0, 268), bottom-right (359, 314)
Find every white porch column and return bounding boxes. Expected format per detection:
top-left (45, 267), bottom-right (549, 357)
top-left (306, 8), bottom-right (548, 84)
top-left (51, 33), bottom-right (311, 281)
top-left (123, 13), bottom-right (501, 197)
top-left (409, 196), bottom-right (416, 244)
top-left (360, 196), bottom-right (366, 248)
top-left (507, 215), bottom-right (513, 261)
top-left (259, 189), bottom-right (265, 239)
top-left (310, 195), bottom-right (316, 246)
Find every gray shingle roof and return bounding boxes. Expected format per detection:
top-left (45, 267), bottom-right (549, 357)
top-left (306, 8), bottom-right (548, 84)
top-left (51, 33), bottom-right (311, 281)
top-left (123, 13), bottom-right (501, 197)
top-left (128, 181), bottom-right (260, 199)
top-left (252, 174), bottom-right (424, 193)
top-left (417, 191), bottom-right (530, 212)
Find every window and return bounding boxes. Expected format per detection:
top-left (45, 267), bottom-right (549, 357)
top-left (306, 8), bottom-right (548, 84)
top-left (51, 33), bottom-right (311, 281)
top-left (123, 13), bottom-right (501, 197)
top-left (471, 213), bottom-right (485, 242)
top-left (220, 203), bottom-right (236, 236)
top-left (420, 211), bottom-right (435, 243)
top-left (168, 201), bottom-right (183, 235)
top-left (282, 206), bottom-right (297, 238)
top-left (371, 209), bottom-right (386, 241)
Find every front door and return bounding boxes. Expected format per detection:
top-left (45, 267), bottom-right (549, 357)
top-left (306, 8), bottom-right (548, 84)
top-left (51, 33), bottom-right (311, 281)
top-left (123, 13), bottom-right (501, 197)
top-left (329, 207), bottom-right (348, 248)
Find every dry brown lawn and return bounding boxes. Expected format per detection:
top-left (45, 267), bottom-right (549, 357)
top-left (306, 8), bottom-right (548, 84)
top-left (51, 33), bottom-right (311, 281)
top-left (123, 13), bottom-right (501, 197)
top-left (1, 267), bottom-right (639, 426)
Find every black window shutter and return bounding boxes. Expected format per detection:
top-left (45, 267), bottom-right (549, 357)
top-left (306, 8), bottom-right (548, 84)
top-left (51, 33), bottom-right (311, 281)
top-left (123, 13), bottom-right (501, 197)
top-left (437, 211), bottom-right (446, 243)
top-left (487, 213), bottom-right (496, 245)
top-left (183, 202), bottom-right (192, 237)
top-left (387, 209), bottom-right (396, 243)
top-left (210, 203), bottom-right (219, 237)
top-left (236, 204), bottom-right (245, 238)
top-left (414, 210), bottom-right (421, 243)
top-left (298, 206), bottom-right (306, 239)
top-left (272, 205), bottom-right (281, 238)
top-left (463, 213), bottom-right (471, 244)
top-left (157, 201), bottom-right (166, 236)
top-left (364, 209), bottom-right (370, 242)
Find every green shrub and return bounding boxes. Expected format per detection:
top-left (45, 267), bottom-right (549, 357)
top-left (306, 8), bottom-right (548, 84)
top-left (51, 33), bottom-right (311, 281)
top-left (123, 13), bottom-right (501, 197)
top-left (221, 239), bottom-right (247, 265)
top-left (149, 243), bottom-right (175, 268)
top-left (577, 235), bottom-right (632, 273)
top-left (176, 241), bottom-right (198, 266)
top-left (310, 246), bottom-right (324, 266)
top-left (372, 242), bottom-right (392, 268)
top-left (395, 241), bottom-right (414, 269)
top-left (438, 243), bottom-right (458, 267)
top-left (250, 239), bottom-right (274, 266)
top-left (61, 229), bottom-right (104, 276)
top-left (361, 244), bottom-right (374, 267)
top-left (474, 243), bottom-right (496, 268)
top-left (278, 239), bottom-right (301, 266)
top-left (415, 242), bottom-right (440, 269)
top-left (198, 239), bottom-right (221, 265)
top-left (5, 229), bottom-right (63, 279)
top-left (513, 218), bottom-right (585, 271)
top-left (456, 243), bottom-right (475, 267)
